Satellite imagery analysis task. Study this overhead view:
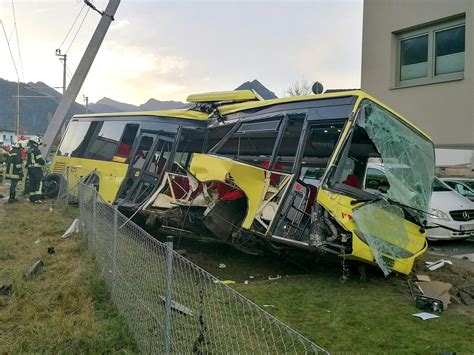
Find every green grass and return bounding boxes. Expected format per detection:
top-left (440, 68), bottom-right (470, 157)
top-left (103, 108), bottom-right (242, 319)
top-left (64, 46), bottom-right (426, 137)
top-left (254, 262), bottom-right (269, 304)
top-left (168, 236), bottom-right (474, 353)
top-left (0, 199), bottom-right (137, 353)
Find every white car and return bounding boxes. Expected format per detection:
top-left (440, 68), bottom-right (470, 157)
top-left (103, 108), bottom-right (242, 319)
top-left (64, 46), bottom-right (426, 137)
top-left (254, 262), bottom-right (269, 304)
top-left (427, 178), bottom-right (474, 240)
top-left (364, 164), bottom-right (474, 241)
top-left (441, 178), bottom-right (474, 202)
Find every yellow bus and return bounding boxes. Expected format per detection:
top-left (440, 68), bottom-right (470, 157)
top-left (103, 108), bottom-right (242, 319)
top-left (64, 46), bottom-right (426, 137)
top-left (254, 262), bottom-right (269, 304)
top-left (46, 90), bottom-right (262, 206)
top-left (139, 90), bottom-right (436, 275)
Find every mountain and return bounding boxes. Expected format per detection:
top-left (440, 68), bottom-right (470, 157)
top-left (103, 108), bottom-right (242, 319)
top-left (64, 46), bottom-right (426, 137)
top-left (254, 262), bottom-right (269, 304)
top-left (138, 98), bottom-right (189, 111)
top-left (235, 79), bottom-right (278, 100)
top-left (0, 78), bottom-right (278, 134)
top-left (0, 78), bottom-right (85, 134)
top-left (89, 97), bottom-right (139, 113)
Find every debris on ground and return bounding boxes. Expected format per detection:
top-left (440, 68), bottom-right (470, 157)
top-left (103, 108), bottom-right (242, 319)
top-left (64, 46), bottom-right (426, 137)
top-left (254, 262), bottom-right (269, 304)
top-left (34, 239), bottom-right (41, 245)
top-left (416, 274), bottom-right (431, 281)
top-left (222, 280), bottom-right (235, 285)
top-left (218, 263), bottom-right (226, 268)
top-left (47, 246), bottom-right (55, 255)
top-left (416, 281), bottom-right (452, 310)
top-left (61, 218), bottom-right (80, 239)
top-left (262, 304), bottom-right (275, 308)
top-left (412, 312), bottom-right (440, 320)
top-left (452, 253), bottom-right (474, 262)
top-left (268, 275), bottom-right (282, 281)
top-left (158, 295), bottom-right (193, 316)
top-left (408, 279), bottom-right (444, 312)
top-left (0, 284), bottom-right (12, 296)
top-left (25, 260), bottom-right (44, 278)
top-left (244, 280), bottom-right (249, 285)
top-left (459, 291), bottom-right (473, 306)
top-left (425, 259), bottom-right (453, 271)
top-left (249, 275), bottom-right (255, 279)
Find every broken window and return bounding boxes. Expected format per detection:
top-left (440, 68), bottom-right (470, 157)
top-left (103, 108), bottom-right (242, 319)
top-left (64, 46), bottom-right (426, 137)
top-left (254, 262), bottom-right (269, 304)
top-left (213, 119), bottom-right (282, 168)
top-left (357, 101), bottom-right (435, 213)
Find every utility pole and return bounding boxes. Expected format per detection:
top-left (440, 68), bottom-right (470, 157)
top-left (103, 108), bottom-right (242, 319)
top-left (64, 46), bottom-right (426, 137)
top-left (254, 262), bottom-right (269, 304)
top-left (41, 0), bottom-right (121, 157)
top-left (83, 95), bottom-right (89, 113)
top-left (16, 81), bottom-right (20, 136)
top-left (55, 49), bottom-right (67, 95)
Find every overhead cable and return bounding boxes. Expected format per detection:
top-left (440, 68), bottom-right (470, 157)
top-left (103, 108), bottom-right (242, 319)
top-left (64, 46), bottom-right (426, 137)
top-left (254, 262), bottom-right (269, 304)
top-left (58, 2), bottom-right (86, 50)
top-left (65, 5), bottom-right (90, 54)
top-left (1, 20), bottom-right (19, 80)
top-left (11, 0), bottom-right (24, 79)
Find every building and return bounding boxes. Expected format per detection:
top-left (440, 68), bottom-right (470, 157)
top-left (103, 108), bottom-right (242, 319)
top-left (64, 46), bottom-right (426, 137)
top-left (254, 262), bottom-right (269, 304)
top-left (0, 128), bottom-right (39, 147)
top-left (361, 0), bottom-right (473, 173)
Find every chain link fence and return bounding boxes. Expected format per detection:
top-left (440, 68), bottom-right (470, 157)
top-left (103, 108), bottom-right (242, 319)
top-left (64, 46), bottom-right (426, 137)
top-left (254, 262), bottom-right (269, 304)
top-left (60, 181), bottom-right (327, 354)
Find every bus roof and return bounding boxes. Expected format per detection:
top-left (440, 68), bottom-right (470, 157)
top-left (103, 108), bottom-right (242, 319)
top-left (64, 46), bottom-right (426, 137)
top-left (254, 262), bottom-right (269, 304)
top-left (74, 108), bottom-right (210, 121)
top-left (73, 90), bottom-right (431, 140)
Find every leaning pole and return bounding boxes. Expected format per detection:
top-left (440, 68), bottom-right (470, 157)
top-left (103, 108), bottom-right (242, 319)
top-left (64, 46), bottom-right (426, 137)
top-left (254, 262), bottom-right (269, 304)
top-left (40, 0), bottom-right (121, 157)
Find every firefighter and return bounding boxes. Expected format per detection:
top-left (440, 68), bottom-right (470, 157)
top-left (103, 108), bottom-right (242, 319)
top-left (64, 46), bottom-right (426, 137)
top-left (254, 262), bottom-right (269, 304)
top-left (5, 143), bottom-right (23, 202)
top-left (0, 141), bottom-right (6, 184)
top-left (26, 137), bottom-right (45, 203)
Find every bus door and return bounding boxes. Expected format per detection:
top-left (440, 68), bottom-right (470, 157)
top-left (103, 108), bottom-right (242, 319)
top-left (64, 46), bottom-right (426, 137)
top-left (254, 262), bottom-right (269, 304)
top-left (120, 131), bottom-right (176, 206)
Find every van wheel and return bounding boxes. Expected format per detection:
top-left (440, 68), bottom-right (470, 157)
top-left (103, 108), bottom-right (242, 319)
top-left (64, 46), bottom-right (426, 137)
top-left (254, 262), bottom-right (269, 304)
top-left (43, 174), bottom-right (63, 199)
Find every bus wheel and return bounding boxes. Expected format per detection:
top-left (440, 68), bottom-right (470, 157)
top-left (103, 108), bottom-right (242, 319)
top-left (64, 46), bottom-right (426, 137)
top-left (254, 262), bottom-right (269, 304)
top-left (43, 173), bottom-right (63, 199)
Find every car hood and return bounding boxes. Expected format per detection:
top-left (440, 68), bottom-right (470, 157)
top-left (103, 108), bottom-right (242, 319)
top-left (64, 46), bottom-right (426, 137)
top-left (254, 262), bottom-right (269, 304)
top-left (430, 191), bottom-right (474, 211)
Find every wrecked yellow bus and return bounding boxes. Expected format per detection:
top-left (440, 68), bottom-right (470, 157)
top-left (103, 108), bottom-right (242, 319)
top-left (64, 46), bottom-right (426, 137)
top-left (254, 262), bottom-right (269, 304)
top-left (140, 90), bottom-right (436, 275)
top-left (46, 90), bottom-right (264, 205)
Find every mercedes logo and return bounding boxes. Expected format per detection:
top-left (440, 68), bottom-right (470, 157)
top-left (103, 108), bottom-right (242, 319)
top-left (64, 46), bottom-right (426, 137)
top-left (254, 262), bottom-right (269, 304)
top-left (462, 211), bottom-right (470, 221)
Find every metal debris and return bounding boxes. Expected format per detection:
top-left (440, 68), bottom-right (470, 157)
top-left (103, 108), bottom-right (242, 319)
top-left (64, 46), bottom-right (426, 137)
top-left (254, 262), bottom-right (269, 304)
top-left (25, 260), bottom-right (44, 278)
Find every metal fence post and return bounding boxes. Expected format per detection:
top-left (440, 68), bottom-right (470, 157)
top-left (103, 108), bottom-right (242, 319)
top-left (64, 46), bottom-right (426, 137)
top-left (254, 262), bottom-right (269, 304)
top-left (65, 166), bottom-right (69, 206)
top-left (78, 183), bottom-right (83, 231)
top-left (112, 204), bottom-right (118, 296)
top-left (164, 236), bottom-right (174, 355)
top-left (92, 188), bottom-right (97, 248)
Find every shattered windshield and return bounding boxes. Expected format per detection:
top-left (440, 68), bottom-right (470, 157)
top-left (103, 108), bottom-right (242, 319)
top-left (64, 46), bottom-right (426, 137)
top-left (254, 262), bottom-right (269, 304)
top-left (357, 101), bottom-right (435, 213)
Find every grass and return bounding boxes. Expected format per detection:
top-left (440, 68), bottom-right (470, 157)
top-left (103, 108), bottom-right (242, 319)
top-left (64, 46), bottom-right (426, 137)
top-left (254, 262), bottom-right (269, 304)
top-left (168, 236), bottom-right (474, 353)
top-left (0, 199), bottom-right (137, 353)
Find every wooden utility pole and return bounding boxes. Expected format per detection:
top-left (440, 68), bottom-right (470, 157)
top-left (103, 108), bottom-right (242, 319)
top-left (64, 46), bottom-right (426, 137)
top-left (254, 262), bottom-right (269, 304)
top-left (41, 0), bottom-right (121, 156)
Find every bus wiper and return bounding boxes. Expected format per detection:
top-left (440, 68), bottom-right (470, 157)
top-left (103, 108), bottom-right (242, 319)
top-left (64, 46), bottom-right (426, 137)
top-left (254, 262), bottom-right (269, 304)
top-left (350, 196), bottom-right (381, 205)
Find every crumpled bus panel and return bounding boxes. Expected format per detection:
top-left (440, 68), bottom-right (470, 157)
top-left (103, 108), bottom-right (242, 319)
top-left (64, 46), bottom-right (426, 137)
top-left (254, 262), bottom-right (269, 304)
top-left (189, 154), bottom-right (267, 229)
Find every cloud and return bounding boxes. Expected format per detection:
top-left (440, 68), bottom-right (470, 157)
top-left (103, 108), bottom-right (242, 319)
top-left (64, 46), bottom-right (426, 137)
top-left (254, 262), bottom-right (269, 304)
top-left (110, 19), bottom-right (130, 30)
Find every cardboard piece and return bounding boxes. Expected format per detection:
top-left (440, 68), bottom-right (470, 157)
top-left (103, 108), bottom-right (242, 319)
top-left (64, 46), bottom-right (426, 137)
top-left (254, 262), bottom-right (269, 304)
top-left (416, 274), bottom-right (431, 282)
top-left (416, 281), bottom-right (452, 309)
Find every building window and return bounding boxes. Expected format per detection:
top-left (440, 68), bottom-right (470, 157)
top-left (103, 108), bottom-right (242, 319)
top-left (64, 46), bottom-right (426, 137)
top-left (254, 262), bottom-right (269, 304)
top-left (395, 16), bottom-right (465, 88)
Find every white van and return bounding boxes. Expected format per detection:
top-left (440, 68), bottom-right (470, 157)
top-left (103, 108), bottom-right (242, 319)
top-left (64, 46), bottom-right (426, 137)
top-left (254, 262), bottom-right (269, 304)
top-left (365, 164), bottom-right (474, 241)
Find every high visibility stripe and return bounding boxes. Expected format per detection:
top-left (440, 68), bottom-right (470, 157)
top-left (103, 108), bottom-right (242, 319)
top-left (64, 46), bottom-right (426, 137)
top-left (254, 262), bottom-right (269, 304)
top-left (30, 180), bottom-right (43, 195)
top-left (15, 164), bottom-right (22, 168)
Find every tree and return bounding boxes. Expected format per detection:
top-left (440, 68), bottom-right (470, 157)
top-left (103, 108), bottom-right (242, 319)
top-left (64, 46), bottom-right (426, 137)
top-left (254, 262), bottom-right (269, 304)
top-left (285, 79), bottom-right (313, 97)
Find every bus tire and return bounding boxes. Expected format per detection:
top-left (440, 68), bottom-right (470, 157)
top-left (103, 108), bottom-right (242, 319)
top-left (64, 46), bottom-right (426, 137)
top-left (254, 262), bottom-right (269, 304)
top-left (43, 173), bottom-right (63, 199)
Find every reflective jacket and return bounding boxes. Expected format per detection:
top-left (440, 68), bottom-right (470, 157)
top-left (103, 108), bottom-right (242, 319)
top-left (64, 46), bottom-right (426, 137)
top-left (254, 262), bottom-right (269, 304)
top-left (5, 149), bottom-right (23, 180)
top-left (26, 146), bottom-right (45, 169)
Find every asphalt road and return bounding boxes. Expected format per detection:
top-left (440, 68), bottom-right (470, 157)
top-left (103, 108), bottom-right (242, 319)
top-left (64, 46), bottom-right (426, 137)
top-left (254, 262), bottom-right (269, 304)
top-left (428, 236), bottom-right (474, 262)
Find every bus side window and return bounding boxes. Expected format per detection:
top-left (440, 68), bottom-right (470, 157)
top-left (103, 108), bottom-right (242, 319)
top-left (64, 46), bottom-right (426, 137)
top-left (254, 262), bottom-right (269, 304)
top-left (87, 121), bottom-right (129, 161)
top-left (116, 124), bottom-right (139, 160)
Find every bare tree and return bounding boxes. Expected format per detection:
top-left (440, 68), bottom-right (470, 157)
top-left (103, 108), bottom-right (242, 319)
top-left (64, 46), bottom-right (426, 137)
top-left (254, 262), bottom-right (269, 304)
top-left (285, 79), bottom-right (313, 97)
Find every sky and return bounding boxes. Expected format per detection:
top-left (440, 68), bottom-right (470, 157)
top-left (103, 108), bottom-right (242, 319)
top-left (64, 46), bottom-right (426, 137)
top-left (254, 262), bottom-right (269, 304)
top-left (0, 0), bottom-right (363, 105)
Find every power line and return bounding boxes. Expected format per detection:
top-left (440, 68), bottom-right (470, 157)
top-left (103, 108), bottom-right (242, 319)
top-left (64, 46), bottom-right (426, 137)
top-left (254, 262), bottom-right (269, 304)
top-left (0, 20), bottom-right (19, 80)
top-left (58, 2), bottom-right (86, 50)
top-left (11, 0), bottom-right (24, 79)
top-left (65, 5), bottom-right (90, 54)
